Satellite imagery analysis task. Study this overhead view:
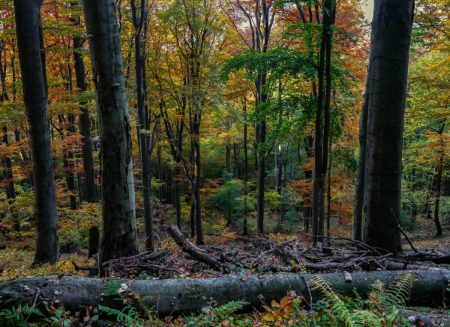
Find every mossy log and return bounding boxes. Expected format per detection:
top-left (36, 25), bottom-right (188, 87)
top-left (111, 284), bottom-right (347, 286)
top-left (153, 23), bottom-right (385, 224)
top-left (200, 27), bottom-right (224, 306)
top-left (0, 270), bottom-right (449, 316)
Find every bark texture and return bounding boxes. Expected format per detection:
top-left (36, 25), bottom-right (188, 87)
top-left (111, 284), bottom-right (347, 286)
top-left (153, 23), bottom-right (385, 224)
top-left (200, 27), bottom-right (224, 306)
top-left (1, 270), bottom-right (449, 315)
top-left (14, 0), bottom-right (59, 265)
top-left (82, 0), bottom-right (138, 263)
top-left (363, 0), bottom-right (414, 253)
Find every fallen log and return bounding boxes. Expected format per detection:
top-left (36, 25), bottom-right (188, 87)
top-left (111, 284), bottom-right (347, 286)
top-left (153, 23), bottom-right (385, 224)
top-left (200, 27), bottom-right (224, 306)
top-left (166, 225), bottom-right (223, 270)
top-left (1, 270), bottom-right (449, 316)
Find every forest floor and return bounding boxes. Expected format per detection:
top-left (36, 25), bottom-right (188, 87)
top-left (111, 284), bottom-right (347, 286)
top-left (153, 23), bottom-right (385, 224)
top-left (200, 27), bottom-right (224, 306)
top-left (1, 218), bottom-right (449, 281)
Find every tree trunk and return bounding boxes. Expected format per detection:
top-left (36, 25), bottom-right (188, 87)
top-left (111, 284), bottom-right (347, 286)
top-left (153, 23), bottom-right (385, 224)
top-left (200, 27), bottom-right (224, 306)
top-left (312, 0), bottom-right (335, 245)
top-left (363, 0), bottom-right (414, 253)
top-left (326, 141), bottom-right (332, 240)
top-left (14, 0), bottom-right (59, 265)
top-left (132, 0), bottom-right (152, 251)
top-left (88, 226), bottom-right (100, 258)
top-left (353, 85), bottom-right (369, 241)
top-left (433, 145), bottom-right (444, 237)
top-left (58, 115), bottom-right (78, 211)
top-left (256, 73), bottom-right (267, 234)
top-left (243, 97), bottom-right (249, 235)
top-left (1, 270), bottom-right (449, 315)
top-left (174, 165), bottom-right (182, 229)
top-left (193, 133), bottom-right (203, 244)
top-left (82, 0), bottom-right (138, 263)
top-left (233, 143), bottom-right (240, 178)
top-left (73, 35), bottom-right (98, 203)
top-left (2, 127), bottom-right (15, 200)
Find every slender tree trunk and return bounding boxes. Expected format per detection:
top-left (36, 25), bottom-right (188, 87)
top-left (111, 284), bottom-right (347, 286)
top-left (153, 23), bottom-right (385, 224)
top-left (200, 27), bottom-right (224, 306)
top-left (1, 125), bottom-right (15, 200)
top-left (424, 172), bottom-right (435, 219)
top-left (363, 0), bottom-right (414, 253)
top-left (243, 98), bottom-right (249, 235)
top-left (353, 79), bottom-right (370, 240)
top-left (193, 129), bottom-right (203, 244)
top-left (312, 0), bottom-right (335, 245)
top-left (433, 155), bottom-right (443, 237)
top-left (60, 117), bottom-right (78, 210)
top-left (73, 35), bottom-right (98, 203)
top-left (256, 73), bottom-right (267, 234)
top-left (189, 138), bottom-right (196, 238)
top-left (433, 124), bottom-right (445, 237)
top-left (82, 0), bottom-right (138, 263)
top-left (132, 0), bottom-right (152, 251)
top-left (174, 165), bottom-right (182, 229)
top-left (233, 143), bottom-right (239, 178)
top-left (14, 0), bottom-right (59, 265)
top-left (157, 146), bottom-right (163, 200)
top-left (226, 144), bottom-right (231, 176)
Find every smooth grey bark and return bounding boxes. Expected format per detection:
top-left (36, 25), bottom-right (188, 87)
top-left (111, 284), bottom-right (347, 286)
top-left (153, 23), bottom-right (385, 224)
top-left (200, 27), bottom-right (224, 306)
top-left (82, 0), bottom-right (138, 263)
top-left (13, 0), bottom-right (59, 265)
top-left (1, 270), bottom-right (449, 315)
top-left (73, 35), bottom-right (98, 203)
top-left (363, 0), bottom-right (414, 253)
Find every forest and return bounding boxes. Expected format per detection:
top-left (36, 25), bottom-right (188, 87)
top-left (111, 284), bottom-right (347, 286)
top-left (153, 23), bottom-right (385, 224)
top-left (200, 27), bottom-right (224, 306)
top-left (0, 0), bottom-right (449, 326)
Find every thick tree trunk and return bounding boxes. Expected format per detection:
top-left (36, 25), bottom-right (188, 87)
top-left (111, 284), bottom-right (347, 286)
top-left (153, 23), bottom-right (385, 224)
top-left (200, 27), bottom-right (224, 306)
top-left (1, 270), bottom-right (449, 315)
top-left (14, 0), bottom-right (59, 265)
top-left (73, 35), bottom-right (98, 203)
top-left (82, 0), bottom-right (138, 263)
top-left (363, 0), bottom-right (414, 253)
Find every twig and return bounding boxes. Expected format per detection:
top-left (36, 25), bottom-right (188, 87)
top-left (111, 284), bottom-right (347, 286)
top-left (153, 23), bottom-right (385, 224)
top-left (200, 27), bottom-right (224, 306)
top-left (398, 225), bottom-right (419, 253)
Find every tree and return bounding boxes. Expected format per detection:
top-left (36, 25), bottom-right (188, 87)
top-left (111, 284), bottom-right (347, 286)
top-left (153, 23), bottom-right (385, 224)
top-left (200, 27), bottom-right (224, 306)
top-left (160, 0), bottom-right (221, 244)
top-left (361, 0), bottom-right (415, 253)
top-left (131, 0), bottom-right (154, 251)
top-left (352, 63), bottom-right (370, 241)
top-left (82, 0), bottom-right (138, 263)
top-left (229, 0), bottom-right (276, 234)
top-left (13, 0), bottom-right (59, 265)
top-left (72, 17), bottom-right (98, 204)
top-left (311, 0), bottom-right (336, 244)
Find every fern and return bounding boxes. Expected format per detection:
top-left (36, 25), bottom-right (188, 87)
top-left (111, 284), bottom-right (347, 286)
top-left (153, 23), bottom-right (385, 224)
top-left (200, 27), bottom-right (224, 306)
top-left (99, 304), bottom-right (144, 327)
top-left (309, 273), bottom-right (414, 327)
top-left (0, 304), bottom-right (44, 327)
